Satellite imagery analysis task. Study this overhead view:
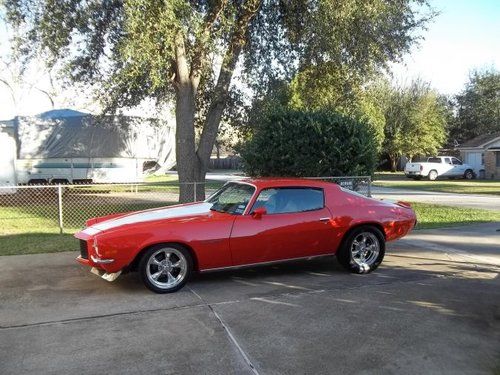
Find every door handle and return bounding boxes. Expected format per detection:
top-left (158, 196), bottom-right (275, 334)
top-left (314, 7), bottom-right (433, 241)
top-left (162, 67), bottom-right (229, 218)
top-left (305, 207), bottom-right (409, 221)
top-left (319, 217), bottom-right (331, 222)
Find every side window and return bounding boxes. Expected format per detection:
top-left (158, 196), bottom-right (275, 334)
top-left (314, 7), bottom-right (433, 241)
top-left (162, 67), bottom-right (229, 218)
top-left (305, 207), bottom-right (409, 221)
top-left (452, 158), bottom-right (462, 165)
top-left (444, 157), bottom-right (452, 164)
top-left (251, 187), bottom-right (324, 214)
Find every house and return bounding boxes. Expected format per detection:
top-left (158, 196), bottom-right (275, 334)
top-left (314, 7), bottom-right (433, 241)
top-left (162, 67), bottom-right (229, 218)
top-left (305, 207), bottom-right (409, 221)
top-left (0, 109), bottom-right (176, 185)
top-left (458, 133), bottom-right (500, 179)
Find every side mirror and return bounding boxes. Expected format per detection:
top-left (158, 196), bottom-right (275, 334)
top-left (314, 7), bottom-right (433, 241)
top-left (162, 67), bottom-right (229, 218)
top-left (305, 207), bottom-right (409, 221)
top-left (252, 207), bottom-right (267, 219)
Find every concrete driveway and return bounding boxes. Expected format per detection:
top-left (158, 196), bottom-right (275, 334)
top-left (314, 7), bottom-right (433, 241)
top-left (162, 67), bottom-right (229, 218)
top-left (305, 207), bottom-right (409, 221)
top-left (1, 224), bottom-right (499, 374)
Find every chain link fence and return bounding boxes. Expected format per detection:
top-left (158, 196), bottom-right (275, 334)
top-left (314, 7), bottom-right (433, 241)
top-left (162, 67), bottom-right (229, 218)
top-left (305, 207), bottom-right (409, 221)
top-left (0, 176), bottom-right (371, 235)
top-left (305, 176), bottom-right (372, 197)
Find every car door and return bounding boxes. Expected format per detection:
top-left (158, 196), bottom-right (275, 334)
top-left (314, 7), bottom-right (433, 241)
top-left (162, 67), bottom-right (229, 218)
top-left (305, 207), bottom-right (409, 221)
top-left (441, 157), bottom-right (454, 176)
top-left (451, 157), bottom-right (466, 176)
top-left (229, 187), bottom-right (336, 266)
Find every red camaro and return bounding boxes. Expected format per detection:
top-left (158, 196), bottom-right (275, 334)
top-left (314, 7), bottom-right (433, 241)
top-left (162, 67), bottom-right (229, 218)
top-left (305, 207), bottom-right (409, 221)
top-left (75, 178), bottom-right (416, 293)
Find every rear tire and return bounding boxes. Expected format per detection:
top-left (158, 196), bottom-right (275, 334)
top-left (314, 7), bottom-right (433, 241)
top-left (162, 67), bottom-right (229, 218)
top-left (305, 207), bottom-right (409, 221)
top-left (336, 226), bottom-right (385, 274)
top-left (139, 244), bottom-right (193, 293)
top-left (428, 170), bottom-right (438, 181)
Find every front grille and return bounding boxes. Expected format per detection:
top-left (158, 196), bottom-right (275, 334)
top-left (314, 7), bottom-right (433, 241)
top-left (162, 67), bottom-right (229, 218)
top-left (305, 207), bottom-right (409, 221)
top-left (80, 240), bottom-right (89, 259)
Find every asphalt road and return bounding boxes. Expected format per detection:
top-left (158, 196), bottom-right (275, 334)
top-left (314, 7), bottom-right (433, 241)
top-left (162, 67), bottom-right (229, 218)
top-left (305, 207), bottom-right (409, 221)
top-left (1, 223), bottom-right (499, 374)
top-left (372, 186), bottom-right (500, 212)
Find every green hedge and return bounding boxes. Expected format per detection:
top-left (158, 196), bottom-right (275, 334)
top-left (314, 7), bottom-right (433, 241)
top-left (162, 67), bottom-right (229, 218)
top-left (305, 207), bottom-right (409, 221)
top-left (239, 109), bottom-right (377, 177)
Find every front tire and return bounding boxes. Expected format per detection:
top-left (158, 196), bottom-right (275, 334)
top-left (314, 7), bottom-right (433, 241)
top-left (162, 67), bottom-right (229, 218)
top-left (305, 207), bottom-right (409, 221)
top-left (139, 244), bottom-right (193, 293)
top-left (336, 226), bottom-right (385, 274)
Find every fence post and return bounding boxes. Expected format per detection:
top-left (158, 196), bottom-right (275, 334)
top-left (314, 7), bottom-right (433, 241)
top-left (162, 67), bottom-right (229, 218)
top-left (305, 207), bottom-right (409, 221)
top-left (57, 184), bottom-right (64, 234)
top-left (367, 176), bottom-right (372, 197)
top-left (193, 182), bottom-right (197, 202)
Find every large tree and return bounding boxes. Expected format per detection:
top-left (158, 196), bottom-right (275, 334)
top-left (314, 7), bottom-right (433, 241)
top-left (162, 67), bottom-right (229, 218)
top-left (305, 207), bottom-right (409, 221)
top-left (4, 0), bottom-right (433, 201)
top-left (382, 79), bottom-right (448, 171)
top-left (450, 69), bottom-right (500, 145)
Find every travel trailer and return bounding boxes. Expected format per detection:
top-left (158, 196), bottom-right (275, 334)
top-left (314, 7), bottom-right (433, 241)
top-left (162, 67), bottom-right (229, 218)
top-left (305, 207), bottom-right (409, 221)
top-left (0, 109), bottom-right (175, 186)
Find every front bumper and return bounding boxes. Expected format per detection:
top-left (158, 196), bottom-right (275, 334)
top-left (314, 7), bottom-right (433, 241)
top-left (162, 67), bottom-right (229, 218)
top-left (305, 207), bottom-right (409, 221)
top-left (75, 237), bottom-right (123, 275)
top-left (90, 255), bottom-right (115, 264)
top-left (76, 255), bottom-right (122, 282)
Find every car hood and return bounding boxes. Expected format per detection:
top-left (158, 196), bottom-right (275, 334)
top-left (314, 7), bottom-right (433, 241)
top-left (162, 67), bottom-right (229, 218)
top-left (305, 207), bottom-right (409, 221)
top-left (79, 201), bottom-right (213, 236)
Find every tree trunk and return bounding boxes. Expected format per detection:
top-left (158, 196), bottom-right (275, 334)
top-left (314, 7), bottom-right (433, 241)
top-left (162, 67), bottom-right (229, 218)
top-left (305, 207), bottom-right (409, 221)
top-left (175, 0), bottom-right (262, 203)
top-left (175, 84), bottom-right (199, 203)
top-left (174, 31), bottom-right (199, 203)
top-left (193, 0), bottom-right (261, 200)
top-left (390, 155), bottom-right (398, 172)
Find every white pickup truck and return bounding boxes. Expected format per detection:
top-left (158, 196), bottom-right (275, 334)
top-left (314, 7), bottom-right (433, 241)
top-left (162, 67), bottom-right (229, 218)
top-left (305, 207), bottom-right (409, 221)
top-left (404, 156), bottom-right (475, 181)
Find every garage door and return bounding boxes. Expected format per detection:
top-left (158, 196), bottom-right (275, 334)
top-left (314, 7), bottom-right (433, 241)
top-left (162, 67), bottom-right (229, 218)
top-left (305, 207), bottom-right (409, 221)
top-left (464, 152), bottom-right (483, 174)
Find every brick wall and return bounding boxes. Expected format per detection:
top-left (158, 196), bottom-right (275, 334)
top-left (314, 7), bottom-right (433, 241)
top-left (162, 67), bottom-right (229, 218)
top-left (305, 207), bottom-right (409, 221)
top-left (484, 151), bottom-right (499, 179)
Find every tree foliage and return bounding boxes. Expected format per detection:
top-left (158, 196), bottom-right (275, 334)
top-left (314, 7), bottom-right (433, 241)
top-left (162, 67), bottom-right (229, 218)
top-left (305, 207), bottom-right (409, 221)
top-left (287, 74), bottom-right (388, 151)
top-left (449, 69), bottom-right (500, 144)
top-left (4, 0), bottom-right (433, 200)
top-left (239, 109), bottom-right (377, 177)
top-left (381, 80), bottom-right (448, 170)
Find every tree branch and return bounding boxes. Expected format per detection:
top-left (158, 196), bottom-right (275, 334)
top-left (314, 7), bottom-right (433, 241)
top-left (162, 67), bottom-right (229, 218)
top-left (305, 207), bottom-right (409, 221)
top-left (190, 0), bottom-right (229, 95)
top-left (196, 0), bottom-right (262, 168)
top-left (0, 78), bottom-right (17, 107)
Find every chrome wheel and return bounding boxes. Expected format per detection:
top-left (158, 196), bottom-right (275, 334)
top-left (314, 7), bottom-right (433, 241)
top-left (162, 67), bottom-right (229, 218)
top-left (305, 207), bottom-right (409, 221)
top-left (146, 248), bottom-right (187, 289)
top-left (428, 170), bottom-right (438, 181)
top-left (350, 232), bottom-right (380, 269)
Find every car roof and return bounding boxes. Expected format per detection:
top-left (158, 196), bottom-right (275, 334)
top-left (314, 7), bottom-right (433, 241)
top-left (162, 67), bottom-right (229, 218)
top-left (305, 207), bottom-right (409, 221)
top-left (234, 177), bottom-right (340, 190)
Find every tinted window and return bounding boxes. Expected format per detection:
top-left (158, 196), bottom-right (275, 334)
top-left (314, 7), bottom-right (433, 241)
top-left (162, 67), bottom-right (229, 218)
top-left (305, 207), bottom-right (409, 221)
top-left (444, 157), bottom-right (451, 164)
top-left (452, 158), bottom-right (462, 165)
top-left (428, 157), bottom-right (441, 163)
top-left (252, 188), bottom-right (324, 214)
top-left (206, 183), bottom-right (255, 215)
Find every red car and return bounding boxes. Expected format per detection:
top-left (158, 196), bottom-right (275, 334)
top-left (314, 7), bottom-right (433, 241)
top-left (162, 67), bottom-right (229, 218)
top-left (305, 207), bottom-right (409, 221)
top-left (75, 178), bottom-right (416, 293)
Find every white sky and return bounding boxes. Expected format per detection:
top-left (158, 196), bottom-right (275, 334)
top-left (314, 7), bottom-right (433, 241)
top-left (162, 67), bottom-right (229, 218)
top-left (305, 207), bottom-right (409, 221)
top-left (0, 0), bottom-right (499, 121)
top-left (391, 0), bottom-right (499, 94)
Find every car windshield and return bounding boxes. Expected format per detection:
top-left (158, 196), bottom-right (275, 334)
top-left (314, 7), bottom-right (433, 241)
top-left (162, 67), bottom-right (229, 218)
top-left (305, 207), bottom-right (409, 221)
top-left (206, 183), bottom-right (255, 215)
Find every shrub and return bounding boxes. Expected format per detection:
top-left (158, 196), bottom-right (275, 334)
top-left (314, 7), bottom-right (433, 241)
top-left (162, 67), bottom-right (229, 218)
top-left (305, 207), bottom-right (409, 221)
top-left (239, 109), bottom-right (377, 177)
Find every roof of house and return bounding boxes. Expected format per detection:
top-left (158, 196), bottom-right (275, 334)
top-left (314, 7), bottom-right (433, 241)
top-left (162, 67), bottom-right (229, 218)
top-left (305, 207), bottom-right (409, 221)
top-left (459, 132), bottom-right (500, 148)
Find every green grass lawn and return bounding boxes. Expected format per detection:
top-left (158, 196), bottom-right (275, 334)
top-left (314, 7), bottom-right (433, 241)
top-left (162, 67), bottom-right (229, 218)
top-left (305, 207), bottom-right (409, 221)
top-left (0, 200), bottom-right (179, 256)
top-left (411, 202), bottom-right (500, 229)
top-left (374, 172), bottom-right (500, 195)
top-left (72, 174), bottom-right (224, 193)
top-left (0, 233), bottom-right (78, 256)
